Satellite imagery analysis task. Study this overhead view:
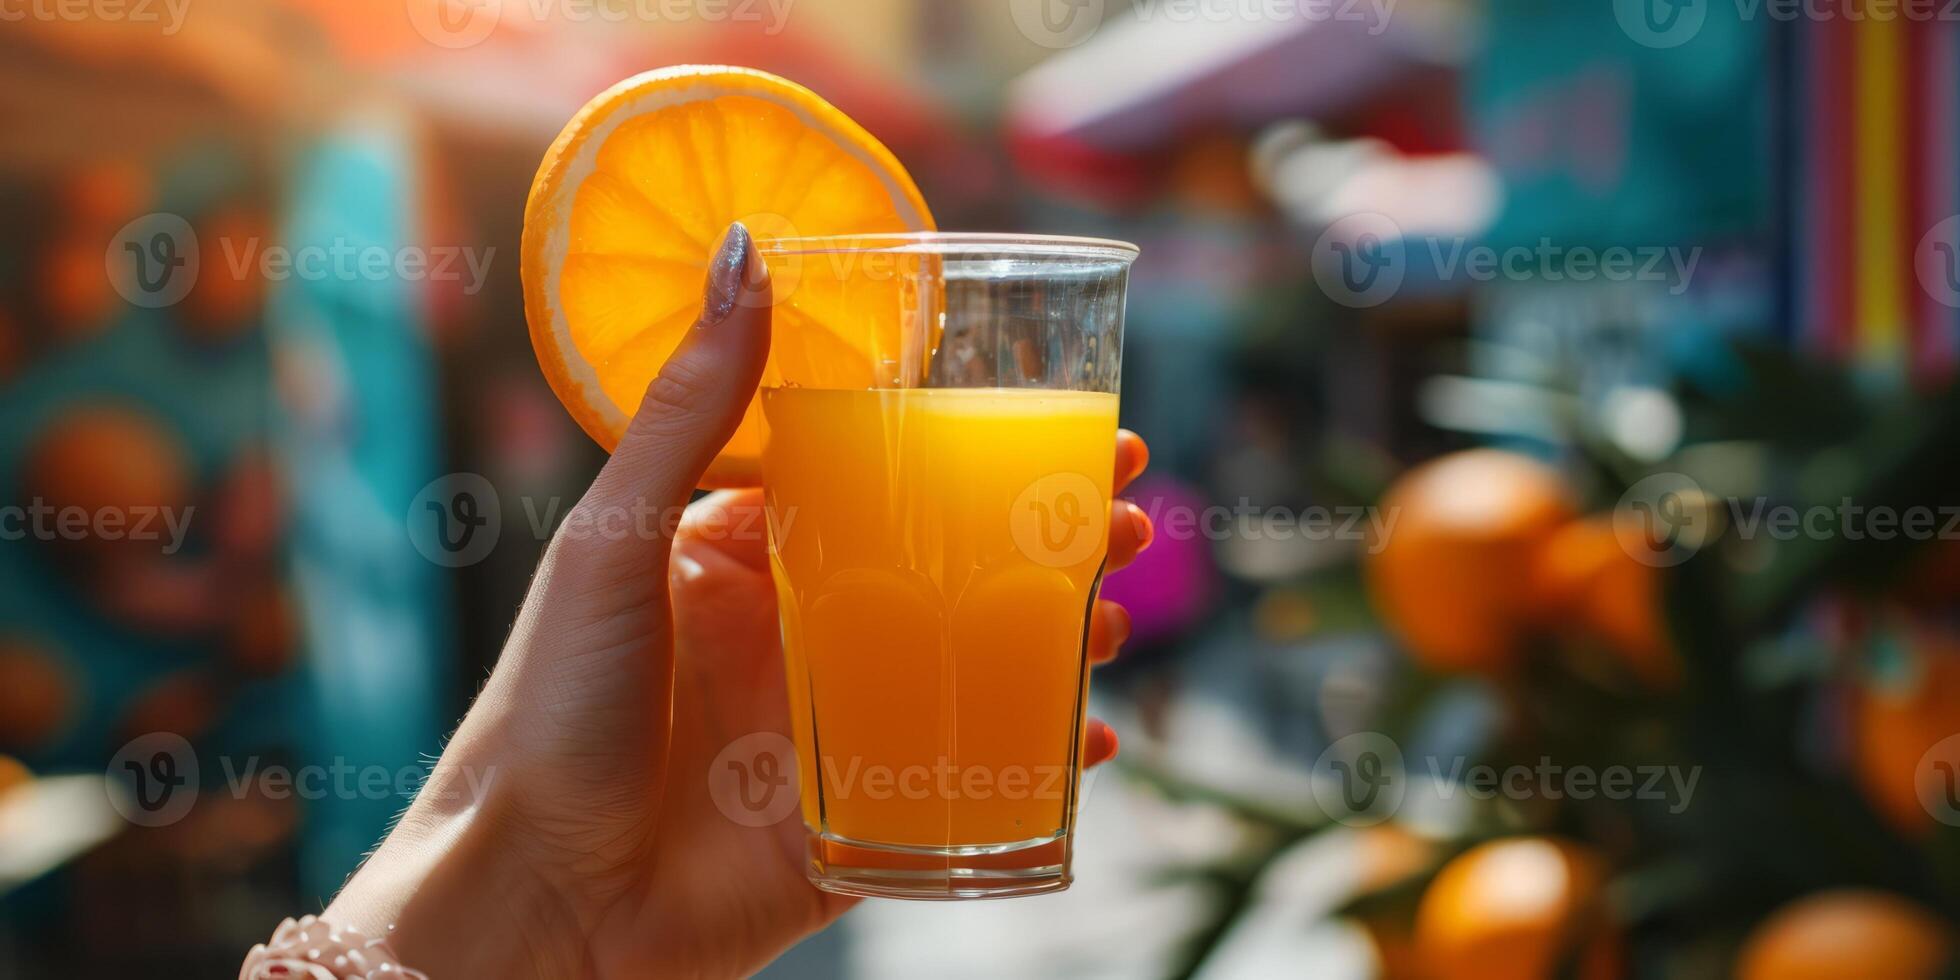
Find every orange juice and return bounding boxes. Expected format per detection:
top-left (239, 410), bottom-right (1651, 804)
top-left (761, 386), bottom-right (1118, 852)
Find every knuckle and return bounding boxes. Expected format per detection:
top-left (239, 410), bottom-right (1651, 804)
top-left (641, 355), bottom-right (714, 417)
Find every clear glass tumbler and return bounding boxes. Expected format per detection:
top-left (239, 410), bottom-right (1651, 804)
top-left (755, 233), bottom-right (1136, 899)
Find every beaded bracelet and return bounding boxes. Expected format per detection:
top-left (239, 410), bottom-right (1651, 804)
top-left (239, 915), bottom-right (428, 980)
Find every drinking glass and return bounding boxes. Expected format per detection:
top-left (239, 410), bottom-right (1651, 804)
top-left (755, 233), bottom-right (1136, 899)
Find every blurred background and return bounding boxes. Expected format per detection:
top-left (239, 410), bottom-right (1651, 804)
top-left (5, 0), bottom-right (1960, 977)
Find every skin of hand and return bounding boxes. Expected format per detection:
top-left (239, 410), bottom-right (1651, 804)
top-left (319, 223), bottom-right (1154, 979)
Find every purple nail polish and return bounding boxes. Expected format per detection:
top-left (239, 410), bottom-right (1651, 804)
top-left (702, 222), bottom-right (752, 325)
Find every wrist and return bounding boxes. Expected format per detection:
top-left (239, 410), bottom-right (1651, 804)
top-left (323, 738), bottom-right (586, 978)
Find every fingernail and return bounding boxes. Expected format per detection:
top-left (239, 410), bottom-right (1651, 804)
top-left (1085, 720), bottom-right (1118, 762)
top-left (702, 222), bottom-right (752, 326)
top-left (1128, 505), bottom-right (1154, 546)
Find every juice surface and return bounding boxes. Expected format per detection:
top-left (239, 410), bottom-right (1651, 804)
top-left (761, 386), bottom-right (1118, 848)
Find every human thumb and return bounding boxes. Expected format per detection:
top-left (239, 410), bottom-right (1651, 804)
top-left (576, 221), bottom-right (771, 551)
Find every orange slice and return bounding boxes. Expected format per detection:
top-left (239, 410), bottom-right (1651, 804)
top-left (522, 65), bottom-right (934, 486)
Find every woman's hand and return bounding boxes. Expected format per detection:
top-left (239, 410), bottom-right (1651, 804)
top-left (320, 223), bottom-right (1153, 978)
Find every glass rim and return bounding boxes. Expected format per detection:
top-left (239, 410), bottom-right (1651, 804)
top-left (755, 231), bottom-right (1139, 261)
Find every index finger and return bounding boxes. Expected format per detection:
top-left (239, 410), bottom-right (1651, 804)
top-left (676, 487), bottom-right (772, 574)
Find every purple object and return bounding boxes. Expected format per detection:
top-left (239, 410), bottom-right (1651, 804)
top-left (1100, 475), bottom-right (1217, 644)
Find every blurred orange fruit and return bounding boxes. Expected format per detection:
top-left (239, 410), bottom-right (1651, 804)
top-left (1414, 837), bottom-right (1620, 980)
top-left (1852, 621), bottom-right (1960, 836)
top-left (1366, 450), bottom-right (1577, 672)
top-left (181, 207), bottom-right (269, 342)
top-left (0, 754), bottom-right (30, 798)
top-left (61, 161), bottom-right (152, 228)
top-left (39, 235), bottom-right (117, 341)
top-left (1362, 915), bottom-right (1424, 980)
top-left (230, 583), bottom-right (300, 676)
top-left (1735, 890), bottom-right (1950, 980)
top-left (210, 450), bottom-right (284, 563)
top-left (1532, 515), bottom-right (1679, 689)
top-left (522, 65), bottom-right (934, 487)
top-left (119, 672), bottom-right (222, 743)
top-left (20, 405), bottom-right (193, 562)
top-left (95, 557), bottom-right (227, 635)
top-left (0, 640), bottom-right (75, 749)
